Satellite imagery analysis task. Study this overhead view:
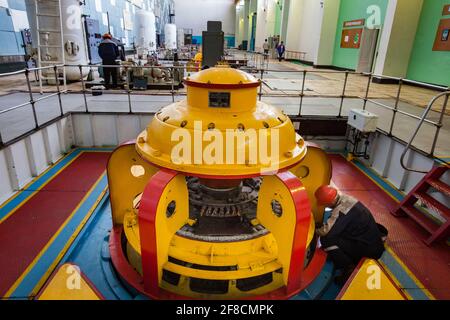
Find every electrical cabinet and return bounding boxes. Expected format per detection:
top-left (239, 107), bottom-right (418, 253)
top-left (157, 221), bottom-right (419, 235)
top-left (348, 109), bottom-right (379, 133)
top-left (84, 18), bottom-right (102, 64)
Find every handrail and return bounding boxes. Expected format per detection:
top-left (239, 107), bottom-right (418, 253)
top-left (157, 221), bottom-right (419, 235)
top-left (0, 62), bottom-right (448, 163)
top-left (400, 91), bottom-right (450, 173)
top-left (0, 69), bottom-right (26, 77)
top-left (27, 64), bottom-right (64, 72)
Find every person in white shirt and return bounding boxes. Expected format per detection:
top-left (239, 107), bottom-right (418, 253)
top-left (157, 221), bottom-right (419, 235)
top-left (263, 39), bottom-right (270, 60)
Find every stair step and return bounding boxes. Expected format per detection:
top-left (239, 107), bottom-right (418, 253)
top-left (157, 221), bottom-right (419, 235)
top-left (414, 192), bottom-right (450, 219)
top-left (401, 205), bottom-right (440, 234)
top-left (427, 178), bottom-right (450, 197)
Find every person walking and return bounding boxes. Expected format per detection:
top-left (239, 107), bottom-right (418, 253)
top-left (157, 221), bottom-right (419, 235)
top-left (263, 39), bottom-right (270, 60)
top-left (276, 41), bottom-right (286, 62)
top-left (98, 33), bottom-right (119, 89)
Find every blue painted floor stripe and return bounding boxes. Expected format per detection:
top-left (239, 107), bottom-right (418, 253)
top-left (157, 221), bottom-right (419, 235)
top-left (380, 251), bottom-right (430, 300)
top-left (4, 149), bottom-right (433, 299)
top-left (9, 174), bottom-right (108, 298)
top-left (351, 159), bottom-right (405, 202)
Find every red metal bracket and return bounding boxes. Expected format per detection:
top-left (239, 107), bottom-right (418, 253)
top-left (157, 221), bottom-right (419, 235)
top-left (138, 169), bottom-right (178, 296)
top-left (276, 171), bottom-right (313, 296)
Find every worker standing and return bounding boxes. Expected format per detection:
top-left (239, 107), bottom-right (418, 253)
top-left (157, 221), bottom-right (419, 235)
top-left (314, 185), bottom-right (387, 285)
top-left (276, 41), bottom-right (286, 62)
top-left (98, 33), bottom-right (119, 89)
top-left (263, 39), bottom-right (270, 60)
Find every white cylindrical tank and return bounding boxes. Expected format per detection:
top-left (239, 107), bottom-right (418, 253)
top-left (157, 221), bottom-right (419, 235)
top-left (61, 0), bottom-right (89, 80)
top-left (177, 28), bottom-right (185, 48)
top-left (164, 24), bottom-right (177, 50)
top-left (25, 0), bottom-right (89, 81)
top-left (134, 10), bottom-right (157, 56)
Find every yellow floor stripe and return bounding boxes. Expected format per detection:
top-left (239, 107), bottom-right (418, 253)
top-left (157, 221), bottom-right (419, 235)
top-left (31, 183), bottom-right (108, 298)
top-left (347, 159), bottom-right (404, 203)
top-left (377, 259), bottom-right (413, 300)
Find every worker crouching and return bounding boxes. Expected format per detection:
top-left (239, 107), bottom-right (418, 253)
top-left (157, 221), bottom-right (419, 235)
top-left (315, 185), bottom-right (388, 285)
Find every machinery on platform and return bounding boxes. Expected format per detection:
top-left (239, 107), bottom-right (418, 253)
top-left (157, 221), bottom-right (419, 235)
top-left (202, 21), bottom-right (225, 68)
top-left (87, 53), bottom-right (183, 90)
top-left (346, 109), bottom-right (379, 161)
top-left (25, 0), bottom-right (89, 82)
top-left (165, 23), bottom-right (178, 50)
top-left (134, 10), bottom-right (157, 58)
top-left (107, 66), bottom-right (332, 299)
top-left (128, 55), bottom-right (184, 90)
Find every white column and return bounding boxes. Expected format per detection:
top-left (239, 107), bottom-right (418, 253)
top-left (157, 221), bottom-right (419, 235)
top-left (265, 0), bottom-right (277, 39)
top-left (373, 0), bottom-right (424, 78)
top-left (284, 0), bottom-right (338, 64)
top-left (280, 0), bottom-right (290, 42)
top-left (235, 2), bottom-right (246, 45)
top-left (285, 0), bottom-right (304, 52)
top-left (316, 0), bottom-right (340, 66)
top-left (254, 0), bottom-right (267, 52)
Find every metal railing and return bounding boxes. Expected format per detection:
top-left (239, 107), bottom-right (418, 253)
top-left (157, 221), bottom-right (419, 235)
top-left (241, 51), bottom-right (270, 70)
top-left (67, 63), bottom-right (185, 114)
top-left (400, 91), bottom-right (450, 173)
top-left (285, 51), bottom-right (307, 61)
top-left (0, 63), bottom-right (448, 163)
top-left (0, 64), bottom-right (67, 145)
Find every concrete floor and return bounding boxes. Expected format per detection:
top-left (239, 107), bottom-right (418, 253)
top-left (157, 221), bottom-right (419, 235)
top-left (0, 92), bottom-right (184, 142)
top-left (1, 90), bottom-right (448, 157)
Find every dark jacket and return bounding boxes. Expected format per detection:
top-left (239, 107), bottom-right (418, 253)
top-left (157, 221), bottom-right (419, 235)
top-left (98, 39), bottom-right (119, 63)
top-left (276, 44), bottom-right (285, 55)
top-left (318, 195), bottom-right (383, 246)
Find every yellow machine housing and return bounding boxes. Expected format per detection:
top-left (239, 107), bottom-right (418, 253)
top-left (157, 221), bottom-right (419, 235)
top-left (107, 66), bottom-right (332, 299)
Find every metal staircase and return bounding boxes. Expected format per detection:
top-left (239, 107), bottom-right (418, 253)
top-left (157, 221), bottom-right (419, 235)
top-left (393, 91), bottom-right (450, 246)
top-left (34, 0), bottom-right (66, 91)
top-left (392, 165), bottom-right (449, 245)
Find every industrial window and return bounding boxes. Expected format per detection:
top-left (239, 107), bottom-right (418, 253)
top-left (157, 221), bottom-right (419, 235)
top-left (209, 92), bottom-right (230, 108)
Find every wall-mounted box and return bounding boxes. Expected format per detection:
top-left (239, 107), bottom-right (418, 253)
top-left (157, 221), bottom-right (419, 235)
top-left (348, 109), bottom-right (379, 133)
top-left (341, 28), bottom-right (363, 49)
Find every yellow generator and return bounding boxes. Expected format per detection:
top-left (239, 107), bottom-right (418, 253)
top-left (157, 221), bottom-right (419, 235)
top-left (107, 66), bottom-right (332, 299)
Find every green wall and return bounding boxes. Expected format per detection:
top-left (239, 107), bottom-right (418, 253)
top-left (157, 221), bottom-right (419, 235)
top-left (332, 0), bottom-right (388, 69)
top-left (407, 0), bottom-right (450, 86)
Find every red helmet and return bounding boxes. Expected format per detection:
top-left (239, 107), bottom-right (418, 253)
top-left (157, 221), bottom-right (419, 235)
top-left (102, 33), bottom-right (112, 39)
top-left (315, 185), bottom-right (338, 206)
